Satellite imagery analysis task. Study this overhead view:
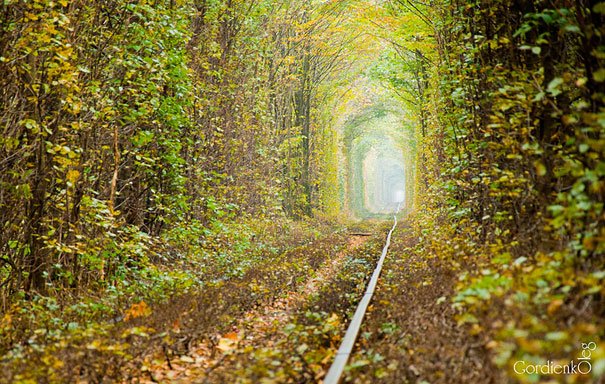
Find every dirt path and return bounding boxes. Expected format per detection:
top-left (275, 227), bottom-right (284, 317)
top-left (137, 235), bottom-right (371, 383)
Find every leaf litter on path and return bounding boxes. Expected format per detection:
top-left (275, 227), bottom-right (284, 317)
top-left (137, 233), bottom-right (373, 383)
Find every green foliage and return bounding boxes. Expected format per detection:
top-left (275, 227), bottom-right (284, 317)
top-left (408, 0), bottom-right (605, 381)
top-left (4, 0), bottom-right (603, 382)
top-left (0, 0), bottom-right (352, 298)
top-left (0, 0), bottom-right (356, 380)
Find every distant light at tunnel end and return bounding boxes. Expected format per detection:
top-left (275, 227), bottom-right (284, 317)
top-left (394, 190), bottom-right (405, 203)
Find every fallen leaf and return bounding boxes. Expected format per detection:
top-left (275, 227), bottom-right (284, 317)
top-left (547, 299), bottom-right (563, 315)
top-left (180, 355), bottom-right (194, 363)
top-left (217, 332), bottom-right (239, 352)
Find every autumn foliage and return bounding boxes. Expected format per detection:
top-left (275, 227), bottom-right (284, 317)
top-left (0, 0), bottom-right (604, 383)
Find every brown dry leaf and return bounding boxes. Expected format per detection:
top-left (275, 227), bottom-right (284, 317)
top-left (166, 371), bottom-right (179, 380)
top-left (409, 364), bottom-right (420, 376)
top-left (180, 355), bottom-right (195, 363)
top-left (217, 332), bottom-right (240, 352)
top-left (547, 299), bottom-right (563, 315)
top-left (485, 340), bottom-right (498, 349)
top-left (172, 319), bottom-right (181, 332)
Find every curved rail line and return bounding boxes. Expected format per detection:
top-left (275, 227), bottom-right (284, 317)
top-left (323, 207), bottom-right (400, 384)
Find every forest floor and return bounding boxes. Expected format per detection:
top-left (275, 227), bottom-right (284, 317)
top-left (2, 217), bottom-right (498, 383)
top-left (343, 223), bottom-right (499, 384)
top-left (138, 234), bottom-right (373, 383)
top-left (124, 217), bottom-right (496, 384)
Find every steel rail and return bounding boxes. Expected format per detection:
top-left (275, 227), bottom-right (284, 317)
top-left (323, 206), bottom-right (400, 384)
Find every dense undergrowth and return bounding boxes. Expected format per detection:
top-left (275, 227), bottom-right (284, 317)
top-left (0, 0), bottom-right (351, 306)
top-left (346, 1), bottom-right (605, 380)
top-left (417, 1), bottom-right (605, 381)
top-left (0, 0), bottom-right (358, 381)
top-left (0, 215), bottom-right (343, 382)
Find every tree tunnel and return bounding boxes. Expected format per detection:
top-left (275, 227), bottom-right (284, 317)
top-left (341, 103), bottom-right (415, 218)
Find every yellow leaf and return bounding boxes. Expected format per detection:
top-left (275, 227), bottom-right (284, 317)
top-left (547, 299), bottom-right (563, 315)
top-left (533, 161), bottom-right (547, 176)
top-left (66, 169), bottom-right (80, 183)
top-left (469, 323), bottom-right (483, 335)
top-left (25, 12), bottom-right (39, 21)
top-left (217, 337), bottom-right (236, 352)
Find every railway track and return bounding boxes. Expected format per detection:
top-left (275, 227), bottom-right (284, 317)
top-left (324, 207), bottom-right (401, 384)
